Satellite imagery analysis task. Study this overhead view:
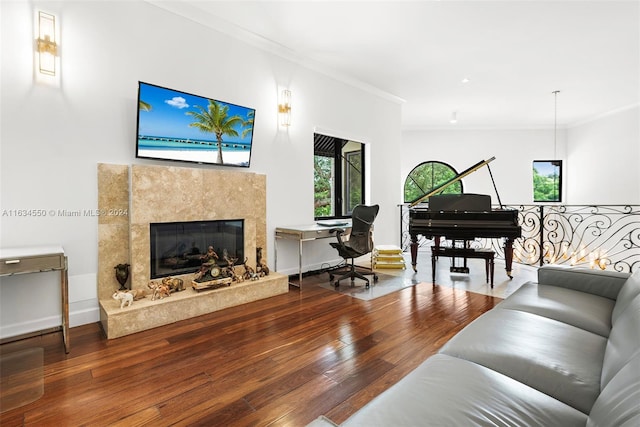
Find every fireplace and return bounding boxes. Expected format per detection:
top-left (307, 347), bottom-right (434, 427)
top-left (150, 219), bottom-right (244, 279)
top-left (98, 164), bottom-right (288, 339)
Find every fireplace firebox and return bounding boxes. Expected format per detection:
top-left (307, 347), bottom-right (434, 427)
top-left (150, 220), bottom-right (244, 279)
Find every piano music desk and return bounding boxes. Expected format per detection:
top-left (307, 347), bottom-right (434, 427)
top-left (431, 245), bottom-right (495, 288)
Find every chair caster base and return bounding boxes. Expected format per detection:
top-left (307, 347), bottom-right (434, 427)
top-left (329, 267), bottom-right (376, 290)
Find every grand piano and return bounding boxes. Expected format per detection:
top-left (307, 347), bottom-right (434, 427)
top-left (408, 157), bottom-right (522, 278)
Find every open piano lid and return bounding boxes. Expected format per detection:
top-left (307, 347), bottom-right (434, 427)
top-left (409, 157), bottom-right (504, 209)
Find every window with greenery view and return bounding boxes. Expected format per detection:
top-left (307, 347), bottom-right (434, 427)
top-left (404, 161), bottom-right (462, 203)
top-left (314, 134), bottom-right (365, 219)
top-left (533, 160), bottom-right (562, 202)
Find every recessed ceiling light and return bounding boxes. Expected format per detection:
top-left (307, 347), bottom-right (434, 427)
top-left (450, 112), bottom-right (458, 124)
top-left (461, 78), bottom-right (470, 84)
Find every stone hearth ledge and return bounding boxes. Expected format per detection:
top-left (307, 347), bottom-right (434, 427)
top-left (99, 272), bottom-right (288, 339)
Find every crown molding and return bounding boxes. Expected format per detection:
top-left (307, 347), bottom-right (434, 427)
top-left (403, 103), bottom-right (640, 132)
top-left (567, 103), bottom-right (640, 128)
top-left (144, 0), bottom-right (405, 105)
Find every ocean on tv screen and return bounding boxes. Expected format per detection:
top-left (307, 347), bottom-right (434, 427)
top-left (137, 136), bottom-right (251, 166)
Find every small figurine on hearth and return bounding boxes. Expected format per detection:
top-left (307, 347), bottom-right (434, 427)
top-left (200, 245), bottom-right (219, 262)
top-left (242, 257), bottom-right (259, 281)
top-left (147, 281), bottom-right (171, 301)
top-left (112, 291), bottom-right (133, 309)
top-left (256, 247), bottom-right (270, 277)
top-left (223, 252), bottom-right (243, 283)
top-left (162, 276), bottom-right (185, 293)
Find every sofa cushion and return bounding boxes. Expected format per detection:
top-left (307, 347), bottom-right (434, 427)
top-left (611, 268), bottom-right (640, 324)
top-left (339, 354), bottom-right (587, 427)
top-left (537, 265), bottom-right (629, 299)
top-left (601, 294), bottom-right (640, 388)
top-left (439, 309), bottom-right (607, 414)
top-left (497, 282), bottom-right (615, 336)
top-left (588, 350), bottom-right (640, 427)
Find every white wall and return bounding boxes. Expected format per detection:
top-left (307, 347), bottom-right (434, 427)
top-left (401, 128), bottom-right (567, 206)
top-left (566, 106), bottom-right (640, 205)
top-left (402, 105), bottom-right (639, 206)
top-left (0, 1), bottom-right (402, 338)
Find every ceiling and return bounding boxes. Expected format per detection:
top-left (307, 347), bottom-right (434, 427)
top-left (152, 1), bottom-right (639, 129)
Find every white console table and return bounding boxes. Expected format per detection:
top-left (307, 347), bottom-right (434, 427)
top-left (0, 246), bottom-right (69, 353)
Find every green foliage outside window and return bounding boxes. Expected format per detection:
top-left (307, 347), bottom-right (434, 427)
top-left (533, 161), bottom-right (562, 202)
top-left (314, 155), bottom-right (333, 217)
top-left (346, 151), bottom-right (362, 213)
top-left (404, 161), bottom-right (462, 203)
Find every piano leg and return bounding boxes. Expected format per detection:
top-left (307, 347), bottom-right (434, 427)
top-left (504, 238), bottom-right (514, 279)
top-left (410, 235), bottom-right (418, 272)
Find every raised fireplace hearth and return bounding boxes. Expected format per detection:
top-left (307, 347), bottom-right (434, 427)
top-left (97, 164), bottom-right (288, 339)
top-left (100, 273), bottom-right (287, 338)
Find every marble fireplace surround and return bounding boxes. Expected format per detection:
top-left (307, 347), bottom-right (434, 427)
top-left (97, 163), bottom-right (288, 339)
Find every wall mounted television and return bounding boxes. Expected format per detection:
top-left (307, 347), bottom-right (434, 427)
top-left (136, 81), bottom-right (255, 168)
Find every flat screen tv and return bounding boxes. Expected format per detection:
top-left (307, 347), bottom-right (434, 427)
top-left (136, 81), bottom-right (255, 167)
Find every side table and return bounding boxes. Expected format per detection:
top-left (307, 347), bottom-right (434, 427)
top-left (0, 246), bottom-right (69, 353)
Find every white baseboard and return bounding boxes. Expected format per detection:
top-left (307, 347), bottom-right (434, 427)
top-left (276, 258), bottom-right (346, 277)
top-left (69, 301), bottom-right (100, 328)
top-left (0, 298), bottom-right (100, 340)
top-left (0, 314), bottom-right (63, 340)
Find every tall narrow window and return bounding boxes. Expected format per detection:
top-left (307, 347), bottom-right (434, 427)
top-left (314, 133), bottom-right (365, 219)
top-left (533, 160), bottom-right (562, 202)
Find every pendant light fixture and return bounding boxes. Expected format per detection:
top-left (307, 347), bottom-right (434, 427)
top-left (552, 90), bottom-right (560, 158)
top-left (532, 90), bottom-right (563, 202)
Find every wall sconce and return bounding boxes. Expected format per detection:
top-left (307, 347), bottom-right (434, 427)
top-left (278, 89), bottom-right (291, 127)
top-left (34, 10), bottom-right (59, 81)
top-left (450, 111), bottom-right (458, 124)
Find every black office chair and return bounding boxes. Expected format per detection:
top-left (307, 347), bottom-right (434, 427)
top-left (329, 204), bottom-right (380, 288)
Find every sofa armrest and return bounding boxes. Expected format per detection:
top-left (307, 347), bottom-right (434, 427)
top-left (537, 265), bottom-right (629, 300)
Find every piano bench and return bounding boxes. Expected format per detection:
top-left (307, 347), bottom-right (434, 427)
top-left (431, 246), bottom-right (495, 288)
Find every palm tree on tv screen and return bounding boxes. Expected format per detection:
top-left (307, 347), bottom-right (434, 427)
top-left (187, 99), bottom-right (243, 164)
top-left (139, 100), bottom-right (152, 111)
top-left (242, 110), bottom-right (254, 139)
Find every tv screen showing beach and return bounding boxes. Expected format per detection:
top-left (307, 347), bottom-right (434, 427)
top-left (136, 82), bottom-right (255, 167)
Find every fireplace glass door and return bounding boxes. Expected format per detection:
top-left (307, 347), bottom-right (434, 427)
top-left (150, 220), bottom-right (244, 279)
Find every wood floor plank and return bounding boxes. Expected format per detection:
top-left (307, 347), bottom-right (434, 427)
top-left (0, 274), bottom-right (500, 427)
top-left (108, 407), bottom-right (162, 427)
top-left (232, 375), bottom-right (339, 427)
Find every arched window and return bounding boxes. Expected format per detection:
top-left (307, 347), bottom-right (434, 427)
top-left (404, 161), bottom-right (462, 203)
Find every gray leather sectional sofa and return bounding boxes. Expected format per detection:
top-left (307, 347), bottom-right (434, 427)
top-left (309, 265), bottom-right (640, 426)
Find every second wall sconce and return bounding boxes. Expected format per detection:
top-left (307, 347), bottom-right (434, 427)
top-left (278, 89), bottom-right (291, 127)
top-left (34, 10), bottom-right (59, 81)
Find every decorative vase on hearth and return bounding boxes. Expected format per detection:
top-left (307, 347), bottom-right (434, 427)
top-left (114, 263), bottom-right (130, 290)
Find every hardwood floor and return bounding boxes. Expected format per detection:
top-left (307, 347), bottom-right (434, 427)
top-left (0, 275), bottom-right (501, 426)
